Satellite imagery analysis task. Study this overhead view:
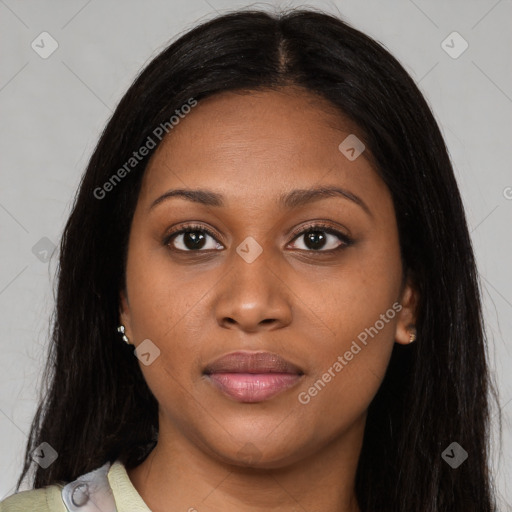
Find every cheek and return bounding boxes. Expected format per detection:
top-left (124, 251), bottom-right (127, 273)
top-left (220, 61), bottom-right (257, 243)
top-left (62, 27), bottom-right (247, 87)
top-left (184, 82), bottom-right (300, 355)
top-left (293, 229), bottom-right (402, 419)
top-left (124, 224), bottom-right (206, 342)
top-left (294, 287), bottom-right (399, 440)
top-left (295, 229), bottom-right (402, 347)
top-left (124, 264), bottom-right (206, 424)
top-left (123, 236), bottom-right (197, 393)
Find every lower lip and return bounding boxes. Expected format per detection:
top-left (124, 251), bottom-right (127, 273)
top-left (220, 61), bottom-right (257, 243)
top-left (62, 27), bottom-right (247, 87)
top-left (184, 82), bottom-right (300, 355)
top-left (206, 372), bottom-right (303, 402)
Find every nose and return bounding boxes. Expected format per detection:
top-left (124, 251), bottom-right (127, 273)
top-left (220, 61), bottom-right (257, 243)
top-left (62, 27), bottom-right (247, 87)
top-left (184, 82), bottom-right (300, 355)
top-left (214, 247), bottom-right (293, 333)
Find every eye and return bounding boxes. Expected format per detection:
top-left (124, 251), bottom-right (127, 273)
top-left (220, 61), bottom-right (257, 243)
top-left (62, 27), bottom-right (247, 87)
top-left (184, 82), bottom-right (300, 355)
top-left (288, 223), bottom-right (353, 252)
top-left (164, 222), bottom-right (353, 253)
top-left (164, 224), bottom-right (223, 252)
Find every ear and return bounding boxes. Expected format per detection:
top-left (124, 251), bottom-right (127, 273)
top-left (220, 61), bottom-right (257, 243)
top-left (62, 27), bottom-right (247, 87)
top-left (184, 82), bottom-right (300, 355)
top-left (119, 288), bottom-right (132, 337)
top-left (394, 275), bottom-right (419, 345)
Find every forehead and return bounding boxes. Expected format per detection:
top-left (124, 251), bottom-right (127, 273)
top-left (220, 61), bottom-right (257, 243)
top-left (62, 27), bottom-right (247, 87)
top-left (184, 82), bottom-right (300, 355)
top-left (139, 87), bottom-right (384, 207)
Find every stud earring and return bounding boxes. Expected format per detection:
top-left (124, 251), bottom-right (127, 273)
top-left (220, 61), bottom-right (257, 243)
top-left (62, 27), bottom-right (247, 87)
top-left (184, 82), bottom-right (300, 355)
top-left (117, 325), bottom-right (131, 345)
top-left (408, 326), bottom-right (417, 344)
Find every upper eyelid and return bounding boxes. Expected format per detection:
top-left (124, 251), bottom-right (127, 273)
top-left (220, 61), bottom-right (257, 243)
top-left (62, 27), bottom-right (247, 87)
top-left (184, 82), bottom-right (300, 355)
top-left (288, 222), bottom-right (349, 239)
top-left (167, 224), bottom-right (219, 240)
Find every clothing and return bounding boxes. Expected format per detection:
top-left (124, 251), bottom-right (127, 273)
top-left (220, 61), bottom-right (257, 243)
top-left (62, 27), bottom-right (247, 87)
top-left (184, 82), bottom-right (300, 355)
top-left (0, 460), bottom-right (151, 512)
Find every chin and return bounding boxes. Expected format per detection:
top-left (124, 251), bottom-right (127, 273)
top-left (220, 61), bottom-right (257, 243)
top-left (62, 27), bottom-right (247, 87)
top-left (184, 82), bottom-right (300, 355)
top-left (207, 435), bottom-right (315, 470)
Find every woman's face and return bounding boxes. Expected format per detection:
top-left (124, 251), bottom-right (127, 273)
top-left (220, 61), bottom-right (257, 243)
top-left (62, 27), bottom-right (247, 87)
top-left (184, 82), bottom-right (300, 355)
top-left (120, 87), bottom-right (417, 468)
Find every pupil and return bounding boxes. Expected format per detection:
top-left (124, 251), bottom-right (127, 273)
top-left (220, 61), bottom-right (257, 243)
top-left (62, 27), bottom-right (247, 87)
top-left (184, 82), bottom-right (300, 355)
top-left (306, 231), bottom-right (326, 249)
top-left (184, 231), bottom-right (206, 250)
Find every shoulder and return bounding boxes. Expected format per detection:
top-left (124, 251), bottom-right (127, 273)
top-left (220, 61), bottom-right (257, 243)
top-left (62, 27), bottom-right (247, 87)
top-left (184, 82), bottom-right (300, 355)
top-left (0, 484), bottom-right (66, 512)
top-left (0, 460), bottom-right (138, 512)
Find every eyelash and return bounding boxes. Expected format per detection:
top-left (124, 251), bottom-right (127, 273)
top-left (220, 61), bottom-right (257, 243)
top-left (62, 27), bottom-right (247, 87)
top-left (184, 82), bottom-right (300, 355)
top-left (163, 222), bottom-right (354, 253)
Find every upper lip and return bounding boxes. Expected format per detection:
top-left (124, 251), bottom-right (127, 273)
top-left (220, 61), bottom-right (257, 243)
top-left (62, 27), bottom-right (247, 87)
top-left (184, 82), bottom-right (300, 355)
top-left (203, 351), bottom-right (304, 375)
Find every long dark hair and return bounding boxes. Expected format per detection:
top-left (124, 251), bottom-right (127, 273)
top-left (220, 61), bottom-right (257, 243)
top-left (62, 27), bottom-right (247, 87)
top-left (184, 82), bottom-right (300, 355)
top-left (17, 7), bottom-right (500, 511)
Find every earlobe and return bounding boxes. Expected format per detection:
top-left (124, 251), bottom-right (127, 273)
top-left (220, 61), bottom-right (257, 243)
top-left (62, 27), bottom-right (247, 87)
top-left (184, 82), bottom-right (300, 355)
top-left (394, 277), bottom-right (419, 345)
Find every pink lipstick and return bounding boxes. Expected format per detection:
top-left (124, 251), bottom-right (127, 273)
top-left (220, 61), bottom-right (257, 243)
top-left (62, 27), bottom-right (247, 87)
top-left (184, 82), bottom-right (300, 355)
top-left (203, 351), bottom-right (304, 403)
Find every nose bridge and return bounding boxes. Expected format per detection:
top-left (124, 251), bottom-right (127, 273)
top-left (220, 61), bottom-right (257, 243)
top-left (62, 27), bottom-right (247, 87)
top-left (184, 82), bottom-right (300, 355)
top-left (231, 239), bottom-right (273, 295)
top-left (214, 236), bottom-right (291, 329)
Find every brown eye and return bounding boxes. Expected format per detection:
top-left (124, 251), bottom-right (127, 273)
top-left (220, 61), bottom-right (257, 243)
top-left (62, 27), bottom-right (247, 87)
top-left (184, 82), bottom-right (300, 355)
top-left (165, 225), bottom-right (223, 252)
top-left (288, 224), bottom-right (353, 252)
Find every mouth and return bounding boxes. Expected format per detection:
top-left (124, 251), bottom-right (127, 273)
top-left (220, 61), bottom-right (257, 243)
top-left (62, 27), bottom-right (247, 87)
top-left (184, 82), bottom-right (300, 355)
top-left (203, 351), bottom-right (304, 403)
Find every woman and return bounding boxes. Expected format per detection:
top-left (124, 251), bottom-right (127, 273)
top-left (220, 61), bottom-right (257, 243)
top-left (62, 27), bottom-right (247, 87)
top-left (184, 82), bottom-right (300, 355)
top-left (0, 7), bottom-right (499, 512)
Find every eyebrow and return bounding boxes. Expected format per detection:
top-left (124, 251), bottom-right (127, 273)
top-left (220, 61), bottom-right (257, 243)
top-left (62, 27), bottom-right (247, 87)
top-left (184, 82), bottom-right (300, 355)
top-left (148, 186), bottom-right (372, 217)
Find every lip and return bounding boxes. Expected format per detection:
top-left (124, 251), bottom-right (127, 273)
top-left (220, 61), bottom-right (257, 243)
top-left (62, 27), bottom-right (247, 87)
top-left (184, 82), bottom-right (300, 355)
top-left (203, 351), bottom-right (304, 403)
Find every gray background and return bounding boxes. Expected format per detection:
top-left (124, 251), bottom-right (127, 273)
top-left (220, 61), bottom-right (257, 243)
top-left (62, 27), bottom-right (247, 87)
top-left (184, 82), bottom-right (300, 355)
top-left (0, 0), bottom-right (511, 508)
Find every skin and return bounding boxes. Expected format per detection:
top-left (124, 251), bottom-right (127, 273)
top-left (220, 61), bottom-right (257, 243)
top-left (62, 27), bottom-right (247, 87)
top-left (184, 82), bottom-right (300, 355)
top-left (120, 86), bottom-right (418, 512)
